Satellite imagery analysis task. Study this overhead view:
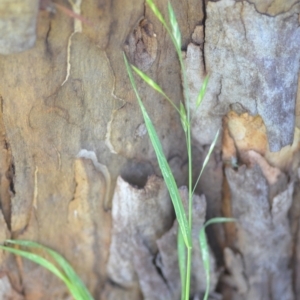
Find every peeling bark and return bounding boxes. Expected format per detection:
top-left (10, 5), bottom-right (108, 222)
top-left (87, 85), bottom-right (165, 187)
top-left (225, 164), bottom-right (294, 300)
top-left (186, 0), bottom-right (300, 152)
top-left (106, 178), bottom-right (219, 300)
top-left (0, 0), bottom-right (300, 299)
top-left (105, 175), bottom-right (173, 299)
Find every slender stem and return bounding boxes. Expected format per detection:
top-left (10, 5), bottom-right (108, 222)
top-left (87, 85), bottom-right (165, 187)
top-left (177, 51), bottom-right (193, 222)
top-left (184, 125), bottom-right (193, 300)
top-left (185, 247), bottom-right (192, 300)
top-left (177, 48), bottom-right (193, 300)
top-left (187, 128), bottom-right (193, 228)
top-left (169, 25), bottom-right (193, 300)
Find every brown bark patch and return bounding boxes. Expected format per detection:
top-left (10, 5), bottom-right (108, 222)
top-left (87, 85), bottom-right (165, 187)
top-left (223, 111), bottom-right (300, 172)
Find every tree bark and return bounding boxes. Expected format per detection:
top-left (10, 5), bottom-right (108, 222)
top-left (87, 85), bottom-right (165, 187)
top-left (0, 0), bottom-right (299, 300)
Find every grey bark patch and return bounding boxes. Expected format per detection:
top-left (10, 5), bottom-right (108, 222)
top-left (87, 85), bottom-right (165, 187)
top-left (225, 164), bottom-right (294, 300)
top-left (187, 0), bottom-right (300, 151)
top-left (0, 0), bottom-right (39, 54)
top-left (0, 274), bottom-right (24, 300)
top-left (106, 175), bottom-right (173, 287)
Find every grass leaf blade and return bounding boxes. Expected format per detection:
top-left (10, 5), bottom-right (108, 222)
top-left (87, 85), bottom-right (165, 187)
top-left (179, 102), bottom-right (187, 132)
top-left (204, 217), bottom-right (236, 228)
top-left (131, 65), bottom-right (180, 114)
top-left (4, 240), bottom-right (93, 300)
top-left (0, 245), bottom-right (78, 297)
top-left (124, 53), bottom-right (192, 248)
top-left (177, 229), bottom-right (186, 300)
top-left (146, 0), bottom-right (168, 28)
top-left (192, 130), bottom-right (219, 194)
top-left (199, 217), bottom-right (236, 300)
top-left (142, 97), bottom-right (191, 248)
top-left (196, 76), bottom-right (209, 108)
top-left (168, 2), bottom-right (181, 50)
top-left (0, 245), bottom-right (67, 282)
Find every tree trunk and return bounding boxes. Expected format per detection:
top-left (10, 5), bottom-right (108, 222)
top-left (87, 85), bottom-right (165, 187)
top-left (0, 0), bottom-right (299, 300)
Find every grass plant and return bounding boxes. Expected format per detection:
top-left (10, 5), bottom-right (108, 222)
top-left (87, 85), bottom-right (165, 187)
top-left (125, 1), bottom-right (235, 299)
top-left (0, 2), bottom-right (235, 299)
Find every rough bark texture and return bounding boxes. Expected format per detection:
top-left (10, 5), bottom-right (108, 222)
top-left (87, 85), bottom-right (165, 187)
top-left (186, 0), bottom-right (300, 151)
top-left (0, 0), bottom-right (39, 54)
top-left (0, 0), bottom-right (300, 300)
top-left (225, 165), bottom-right (293, 300)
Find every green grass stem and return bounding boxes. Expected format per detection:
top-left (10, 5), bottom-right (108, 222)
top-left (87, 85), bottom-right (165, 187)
top-left (177, 229), bottom-right (186, 300)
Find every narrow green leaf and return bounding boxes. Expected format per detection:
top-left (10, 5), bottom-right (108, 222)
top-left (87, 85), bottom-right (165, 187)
top-left (177, 229), bottom-right (186, 300)
top-left (0, 245), bottom-right (76, 295)
top-left (4, 240), bottom-right (93, 300)
top-left (204, 217), bottom-right (236, 228)
top-left (47, 251), bottom-right (92, 300)
top-left (199, 229), bottom-right (210, 300)
top-left (168, 2), bottom-right (181, 50)
top-left (124, 53), bottom-right (192, 248)
top-left (138, 93), bottom-right (192, 249)
top-left (200, 217), bottom-right (236, 300)
top-left (146, 0), bottom-right (182, 56)
top-left (192, 130), bottom-right (219, 195)
top-left (179, 102), bottom-right (187, 132)
top-left (146, 0), bottom-right (183, 76)
top-left (146, 0), bottom-right (168, 28)
top-left (131, 65), bottom-right (180, 114)
top-left (196, 76), bottom-right (209, 108)
top-left (0, 245), bottom-right (66, 282)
